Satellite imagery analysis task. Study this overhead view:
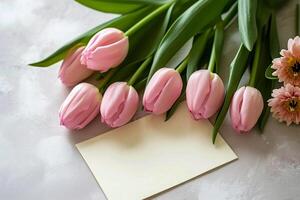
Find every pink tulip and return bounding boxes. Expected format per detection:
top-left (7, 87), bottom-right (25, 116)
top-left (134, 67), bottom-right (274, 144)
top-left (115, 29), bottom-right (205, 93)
top-left (186, 70), bottom-right (225, 119)
top-left (58, 46), bottom-right (93, 86)
top-left (101, 82), bottom-right (139, 127)
top-left (59, 83), bottom-right (101, 130)
top-left (230, 86), bottom-right (264, 133)
top-left (80, 28), bottom-right (129, 72)
top-left (143, 68), bottom-right (183, 115)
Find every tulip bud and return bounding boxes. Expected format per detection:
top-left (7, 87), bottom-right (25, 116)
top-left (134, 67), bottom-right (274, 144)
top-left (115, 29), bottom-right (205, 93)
top-left (186, 70), bottom-right (225, 119)
top-left (59, 83), bottom-right (101, 130)
top-left (81, 28), bottom-right (129, 72)
top-left (230, 86), bottom-right (264, 133)
top-left (143, 68), bottom-right (183, 115)
top-left (58, 46), bottom-right (93, 87)
top-left (101, 82), bottom-right (139, 127)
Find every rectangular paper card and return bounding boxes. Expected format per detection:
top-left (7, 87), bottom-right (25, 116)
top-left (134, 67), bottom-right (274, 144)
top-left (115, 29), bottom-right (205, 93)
top-left (76, 103), bottom-right (237, 200)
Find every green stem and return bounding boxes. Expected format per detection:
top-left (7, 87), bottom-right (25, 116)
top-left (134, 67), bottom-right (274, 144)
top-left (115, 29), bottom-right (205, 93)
top-left (98, 68), bottom-right (118, 93)
top-left (207, 48), bottom-right (216, 72)
top-left (296, 3), bottom-right (300, 36)
top-left (248, 34), bottom-right (262, 87)
top-left (125, 2), bottom-right (173, 37)
top-left (176, 57), bottom-right (189, 73)
top-left (128, 57), bottom-right (152, 86)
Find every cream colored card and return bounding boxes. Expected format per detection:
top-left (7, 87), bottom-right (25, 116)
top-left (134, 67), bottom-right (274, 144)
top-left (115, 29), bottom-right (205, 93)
top-left (76, 103), bottom-right (237, 200)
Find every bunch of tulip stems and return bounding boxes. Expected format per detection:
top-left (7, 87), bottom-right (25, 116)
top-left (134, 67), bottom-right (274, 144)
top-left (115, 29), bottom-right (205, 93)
top-left (30, 0), bottom-right (293, 143)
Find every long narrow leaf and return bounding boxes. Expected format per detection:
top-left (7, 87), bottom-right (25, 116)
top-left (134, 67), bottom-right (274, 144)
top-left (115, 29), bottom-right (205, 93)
top-left (75, 0), bottom-right (142, 14)
top-left (257, 16), bottom-right (280, 130)
top-left (147, 0), bottom-right (231, 83)
top-left (186, 30), bottom-right (211, 80)
top-left (265, 13), bottom-right (279, 80)
top-left (269, 13), bottom-right (280, 59)
top-left (84, 0), bottom-right (168, 4)
top-left (238, 0), bottom-right (258, 51)
top-left (29, 7), bottom-right (153, 67)
top-left (212, 45), bottom-right (250, 143)
top-left (212, 20), bottom-right (225, 74)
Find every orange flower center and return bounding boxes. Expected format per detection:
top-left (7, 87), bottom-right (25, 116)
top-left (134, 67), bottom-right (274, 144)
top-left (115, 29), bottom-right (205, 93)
top-left (286, 98), bottom-right (300, 112)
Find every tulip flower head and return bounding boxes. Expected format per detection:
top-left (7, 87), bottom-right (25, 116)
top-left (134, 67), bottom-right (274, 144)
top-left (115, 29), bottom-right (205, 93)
top-left (271, 36), bottom-right (300, 86)
top-left (143, 68), bottom-right (183, 115)
top-left (58, 46), bottom-right (93, 86)
top-left (59, 83), bottom-right (101, 130)
top-left (268, 84), bottom-right (300, 125)
top-left (230, 86), bottom-right (264, 133)
top-left (186, 70), bottom-right (225, 119)
top-left (81, 28), bottom-right (129, 72)
top-left (101, 82), bottom-right (139, 128)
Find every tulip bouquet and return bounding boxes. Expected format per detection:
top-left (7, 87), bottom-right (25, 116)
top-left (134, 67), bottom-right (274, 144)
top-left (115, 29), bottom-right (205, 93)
top-left (30, 0), bottom-right (297, 143)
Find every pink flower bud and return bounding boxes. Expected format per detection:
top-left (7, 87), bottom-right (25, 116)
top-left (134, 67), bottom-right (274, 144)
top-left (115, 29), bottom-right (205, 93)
top-left (80, 28), bottom-right (129, 72)
top-left (59, 83), bottom-right (101, 130)
top-left (230, 86), bottom-right (264, 133)
top-left (101, 82), bottom-right (139, 127)
top-left (143, 68), bottom-right (183, 115)
top-left (58, 46), bottom-right (93, 87)
top-left (186, 70), bottom-right (225, 119)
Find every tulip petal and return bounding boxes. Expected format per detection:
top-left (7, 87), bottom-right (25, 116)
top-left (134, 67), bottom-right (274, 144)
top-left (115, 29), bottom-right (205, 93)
top-left (202, 74), bottom-right (225, 118)
top-left (87, 37), bottom-right (129, 72)
top-left (143, 68), bottom-right (176, 106)
top-left (240, 87), bottom-right (264, 131)
top-left (59, 83), bottom-right (101, 130)
top-left (190, 70), bottom-right (211, 117)
top-left (86, 28), bottom-right (125, 52)
top-left (101, 82), bottom-right (128, 120)
top-left (111, 86), bottom-right (139, 127)
top-left (81, 28), bottom-right (129, 72)
top-left (152, 74), bottom-right (183, 114)
top-left (230, 86), bottom-right (246, 132)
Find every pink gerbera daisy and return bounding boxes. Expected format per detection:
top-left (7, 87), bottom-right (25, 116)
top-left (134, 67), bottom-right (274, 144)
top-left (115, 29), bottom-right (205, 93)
top-left (268, 84), bottom-right (300, 125)
top-left (271, 36), bottom-right (300, 86)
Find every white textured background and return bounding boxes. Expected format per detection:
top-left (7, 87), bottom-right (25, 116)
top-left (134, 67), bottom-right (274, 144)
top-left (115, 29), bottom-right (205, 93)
top-left (1, 0), bottom-right (300, 199)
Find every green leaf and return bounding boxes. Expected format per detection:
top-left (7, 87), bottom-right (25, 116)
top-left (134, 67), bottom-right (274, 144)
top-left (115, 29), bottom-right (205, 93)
top-left (186, 29), bottom-right (211, 80)
top-left (170, 0), bottom-right (197, 22)
top-left (82, 0), bottom-right (168, 4)
top-left (253, 26), bottom-right (275, 131)
top-left (123, 4), bottom-right (174, 65)
top-left (269, 13), bottom-right (280, 59)
top-left (223, 2), bottom-right (238, 29)
top-left (211, 20), bottom-right (225, 74)
top-left (29, 7), bottom-right (153, 67)
top-left (238, 0), bottom-right (258, 51)
top-left (256, 0), bottom-right (271, 31)
top-left (147, 0), bottom-right (231, 83)
top-left (264, 12), bottom-right (279, 80)
top-left (212, 44), bottom-right (250, 143)
top-left (75, 0), bottom-right (142, 14)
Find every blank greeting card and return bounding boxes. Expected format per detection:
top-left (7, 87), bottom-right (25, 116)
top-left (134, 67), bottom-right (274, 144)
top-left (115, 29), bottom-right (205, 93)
top-left (76, 103), bottom-right (237, 200)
